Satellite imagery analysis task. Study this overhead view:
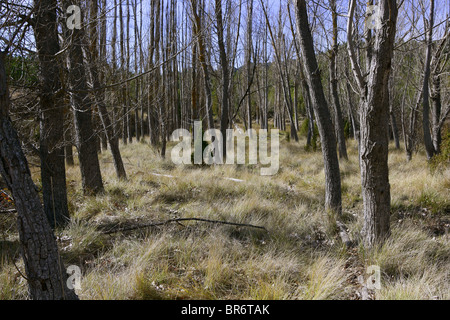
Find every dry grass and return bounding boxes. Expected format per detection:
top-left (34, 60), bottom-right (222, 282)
top-left (1, 134), bottom-right (448, 300)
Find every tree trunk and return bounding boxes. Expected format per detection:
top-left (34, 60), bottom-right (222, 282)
top-left (83, 40), bottom-right (127, 180)
top-left (147, 0), bottom-right (158, 145)
top-left (32, 0), bottom-right (70, 228)
top-left (119, 0), bottom-right (128, 145)
top-left (191, 0), bottom-right (214, 130)
top-left (246, 0), bottom-right (253, 133)
top-left (389, 101), bottom-right (400, 150)
top-left (260, 1), bottom-right (298, 141)
top-left (0, 52), bottom-right (78, 300)
top-left (64, 123), bottom-right (74, 167)
top-left (348, 0), bottom-right (398, 247)
top-left (430, 73), bottom-right (441, 154)
top-left (64, 1), bottom-right (104, 195)
top-left (329, 0), bottom-right (348, 160)
top-left (422, 0), bottom-right (435, 160)
top-left (345, 69), bottom-right (359, 142)
top-left (133, 0), bottom-right (140, 143)
top-left (126, 0), bottom-right (132, 144)
top-left (215, 0), bottom-right (229, 158)
top-left (295, 0), bottom-right (342, 214)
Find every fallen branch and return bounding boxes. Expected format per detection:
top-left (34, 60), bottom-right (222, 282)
top-left (149, 172), bottom-right (245, 183)
top-left (0, 209), bottom-right (16, 214)
top-left (150, 172), bottom-right (176, 178)
top-left (102, 217), bottom-right (268, 235)
top-left (223, 177), bottom-right (245, 183)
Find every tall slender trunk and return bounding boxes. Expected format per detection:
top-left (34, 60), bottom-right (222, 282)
top-left (64, 0), bottom-right (104, 195)
top-left (329, 0), bottom-right (348, 160)
top-left (345, 69), bottom-right (359, 142)
top-left (147, 0), bottom-right (157, 145)
top-left (430, 74), bottom-right (441, 154)
top-left (422, 0), bottom-right (435, 160)
top-left (422, 0), bottom-right (436, 160)
top-left (139, 0), bottom-right (145, 140)
top-left (84, 38), bottom-right (127, 180)
top-left (260, 0), bottom-right (298, 141)
top-left (133, 0), bottom-right (140, 142)
top-left (215, 0), bottom-right (229, 158)
top-left (119, 0), bottom-right (127, 145)
top-left (126, 0), bottom-right (132, 144)
top-left (191, 0), bottom-right (214, 130)
top-left (246, 0), bottom-right (253, 133)
top-left (295, 0), bottom-right (342, 214)
top-left (389, 84), bottom-right (400, 149)
top-left (32, 0), bottom-right (69, 228)
top-left (90, 1), bottom-right (102, 157)
top-left (263, 23), bottom-right (269, 130)
top-left (64, 117), bottom-right (74, 166)
top-left (111, 0), bottom-right (119, 139)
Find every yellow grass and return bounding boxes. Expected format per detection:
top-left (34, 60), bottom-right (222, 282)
top-left (1, 134), bottom-right (448, 300)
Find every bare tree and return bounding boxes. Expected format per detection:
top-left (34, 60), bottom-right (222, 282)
top-left (261, 0), bottom-right (298, 141)
top-left (83, 34), bottom-right (127, 179)
top-left (295, 0), bottom-right (342, 214)
top-left (421, 0), bottom-right (436, 160)
top-left (430, 30), bottom-right (450, 154)
top-left (63, 0), bottom-right (104, 195)
top-left (32, 0), bottom-right (70, 228)
top-left (246, 0), bottom-right (253, 133)
top-left (190, 0), bottom-right (214, 130)
top-left (347, 0), bottom-right (398, 246)
top-left (215, 0), bottom-right (230, 158)
top-left (329, 0), bottom-right (348, 160)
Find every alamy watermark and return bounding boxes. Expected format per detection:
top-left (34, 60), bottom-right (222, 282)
top-left (366, 5), bottom-right (382, 30)
top-left (66, 265), bottom-right (82, 291)
top-left (359, 265), bottom-right (382, 290)
top-left (66, 5), bottom-right (81, 30)
top-left (171, 121), bottom-right (280, 176)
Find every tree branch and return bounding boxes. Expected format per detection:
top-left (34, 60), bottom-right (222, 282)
top-left (347, 0), bottom-right (365, 96)
top-left (102, 217), bottom-right (268, 235)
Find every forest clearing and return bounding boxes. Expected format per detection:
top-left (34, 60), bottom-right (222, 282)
top-left (0, 0), bottom-right (449, 302)
top-left (1, 135), bottom-right (449, 300)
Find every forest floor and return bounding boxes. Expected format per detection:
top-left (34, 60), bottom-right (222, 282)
top-left (1, 133), bottom-right (449, 300)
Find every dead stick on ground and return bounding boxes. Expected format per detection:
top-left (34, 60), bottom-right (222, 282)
top-left (0, 209), bottom-right (16, 214)
top-left (102, 218), bottom-right (268, 234)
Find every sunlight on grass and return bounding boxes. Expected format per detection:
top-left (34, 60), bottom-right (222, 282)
top-left (2, 137), bottom-right (449, 300)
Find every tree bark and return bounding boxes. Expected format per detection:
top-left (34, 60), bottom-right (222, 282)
top-left (0, 51), bottom-right (78, 300)
top-left (329, 0), bottom-right (348, 160)
top-left (430, 73), bottom-right (441, 154)
top-left (422, 0), bottom-right (436, 160)
top-left (32, 0), bottom-right (70, 228)
top-left (345, 69), bottom-right (359, 142)
top-left (190, 0), bottom-right (214, 130)
top-left (119, 0), bottom-right (128, 145)
top-left (389, 87), bottom-right (400, 149)
top-left (64, 1), bottom-right (104, 195)
top-left (133, 0), bottom-right (141, 143)
top-left (126, 0), bottom-right (133, 144)
top-left (215, 0), bottom-right (230, 158)
top-left (64, 124), bottom-right (74, 167)
top-left (295, 0), bottom-right (342, 214)
top-left (246, 0), bottom-right (253, 133)
top-left (348, 0), bottom-right (398, 247)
